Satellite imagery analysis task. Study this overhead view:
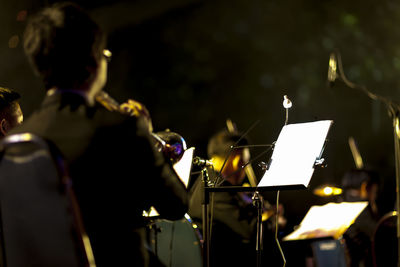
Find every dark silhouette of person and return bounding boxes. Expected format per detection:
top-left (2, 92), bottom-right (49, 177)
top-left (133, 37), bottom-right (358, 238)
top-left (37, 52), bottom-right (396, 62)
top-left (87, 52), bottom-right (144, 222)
top-left (11, 2), bottom-right (187, 266)
top-left (341, 169), bottom-right (381, 267)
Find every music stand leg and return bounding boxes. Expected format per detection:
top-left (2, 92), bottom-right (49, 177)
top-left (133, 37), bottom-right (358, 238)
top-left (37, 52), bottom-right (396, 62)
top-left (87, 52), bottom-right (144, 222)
top-left (252, 191), bottom-right (263, 267)
top-left (201, 168), bottom-right (210, 267)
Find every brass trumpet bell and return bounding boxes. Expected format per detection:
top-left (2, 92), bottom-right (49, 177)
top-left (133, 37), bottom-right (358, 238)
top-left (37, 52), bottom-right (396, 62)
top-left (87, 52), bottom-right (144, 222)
top-left (154, 130), bottom-right (187, 163)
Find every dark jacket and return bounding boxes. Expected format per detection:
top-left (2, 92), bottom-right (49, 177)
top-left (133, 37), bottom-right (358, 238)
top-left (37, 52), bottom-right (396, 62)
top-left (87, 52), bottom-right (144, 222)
top-left (10, 91), bottom-right (188, 266)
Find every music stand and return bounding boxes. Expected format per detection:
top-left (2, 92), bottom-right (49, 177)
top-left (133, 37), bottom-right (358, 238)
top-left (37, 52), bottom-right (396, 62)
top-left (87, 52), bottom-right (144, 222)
top-left (282, 201), bottom-right (368, 267)
top-left (201, 120), bottom-right (333, 267)
top-left (283, 201), bottom-right (368, 241)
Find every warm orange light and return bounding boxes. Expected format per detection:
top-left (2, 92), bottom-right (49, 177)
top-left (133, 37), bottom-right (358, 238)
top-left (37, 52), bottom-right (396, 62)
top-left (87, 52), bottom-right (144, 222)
top-left (313, 185), bottom-right (342, 197)
top-left (103, 49), bottom-right (112, 60)
top-left (323, 187), bottom-right (333, 195)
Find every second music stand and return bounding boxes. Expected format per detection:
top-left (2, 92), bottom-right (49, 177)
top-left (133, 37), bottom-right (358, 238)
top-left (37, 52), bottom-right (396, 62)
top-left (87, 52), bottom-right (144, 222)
top-left (201, 120), bottom-right (333, 267)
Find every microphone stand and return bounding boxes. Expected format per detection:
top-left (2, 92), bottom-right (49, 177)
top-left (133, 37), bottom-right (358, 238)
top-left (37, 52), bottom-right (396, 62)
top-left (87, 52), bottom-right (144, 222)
top-left (330, 51), bottom-right (400, 266)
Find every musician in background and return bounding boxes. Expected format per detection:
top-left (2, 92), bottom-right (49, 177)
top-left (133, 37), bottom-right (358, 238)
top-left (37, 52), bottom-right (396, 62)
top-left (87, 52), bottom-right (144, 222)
top-left (341, 169), bottom-right (381, 267)
top-left (189, 130), bottom-right (282, 266)
top-left (10, 2), bottom-right (187, 266)
top-left (0, 87), bottom-right (23, 138)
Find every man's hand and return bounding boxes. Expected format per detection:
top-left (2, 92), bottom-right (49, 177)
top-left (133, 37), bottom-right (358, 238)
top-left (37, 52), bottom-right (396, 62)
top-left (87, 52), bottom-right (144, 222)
top-left (120, 99), bottom-right (153, 132)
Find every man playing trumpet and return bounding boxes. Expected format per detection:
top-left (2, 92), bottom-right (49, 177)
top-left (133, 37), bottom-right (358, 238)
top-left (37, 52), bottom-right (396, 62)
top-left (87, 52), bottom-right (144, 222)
top-left (10, 2), bottom-right (187, 266)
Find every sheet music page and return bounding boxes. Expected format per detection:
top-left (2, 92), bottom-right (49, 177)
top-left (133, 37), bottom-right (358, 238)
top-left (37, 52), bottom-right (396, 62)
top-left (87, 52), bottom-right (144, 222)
top-left (283, 201), bottom-right (368, 240)
top-left (173, 147), bottom-right (195, 188)
top-left (258, 120), bottom-right (332, 188)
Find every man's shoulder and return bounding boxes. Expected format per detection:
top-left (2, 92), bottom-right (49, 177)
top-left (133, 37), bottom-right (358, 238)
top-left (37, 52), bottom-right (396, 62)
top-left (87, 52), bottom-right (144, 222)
top-left (7, 102), bottom-right (149, 150)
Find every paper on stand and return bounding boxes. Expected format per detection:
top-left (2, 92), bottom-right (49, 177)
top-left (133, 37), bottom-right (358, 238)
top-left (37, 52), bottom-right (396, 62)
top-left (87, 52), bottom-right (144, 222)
top-left (173, 147), bottom-right (195, 188)
top-left (283, 201), bottom-right (368, 241)
top-left (258, 120), bottom-right (332, 188)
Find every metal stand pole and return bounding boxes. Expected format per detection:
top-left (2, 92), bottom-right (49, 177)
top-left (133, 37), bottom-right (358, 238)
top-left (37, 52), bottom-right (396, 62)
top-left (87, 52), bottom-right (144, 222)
top-left (330, 50), bottom-right (400, 266)
top-left (252, 191), bottom-right (263, 267)
top-left (201, 168), bottom-right (210, 267)
top-left (392, 116), bottom-right (400, 267)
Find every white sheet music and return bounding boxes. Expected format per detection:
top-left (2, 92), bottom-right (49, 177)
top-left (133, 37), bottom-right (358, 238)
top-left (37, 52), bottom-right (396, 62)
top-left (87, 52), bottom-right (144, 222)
top-left (283, 201), bottom-right (368, 240)
top-left (258, 120), bottom-right (333, 188)
top-left (173, 147), bottom-right (195, 188)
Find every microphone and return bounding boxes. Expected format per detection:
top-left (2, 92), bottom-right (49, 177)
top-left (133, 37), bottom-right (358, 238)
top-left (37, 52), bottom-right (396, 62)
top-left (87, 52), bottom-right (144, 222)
top-left (327, 52), bottom-right (338, 88)
top-left (192, 156), bottom-right (213, 167)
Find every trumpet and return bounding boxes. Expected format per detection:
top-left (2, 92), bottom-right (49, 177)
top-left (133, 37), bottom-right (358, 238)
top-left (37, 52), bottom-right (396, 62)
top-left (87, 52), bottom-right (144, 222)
top-left (95, 91), bottom-right (144, 116)
top-left (95, 91), bottom-right (186, 163)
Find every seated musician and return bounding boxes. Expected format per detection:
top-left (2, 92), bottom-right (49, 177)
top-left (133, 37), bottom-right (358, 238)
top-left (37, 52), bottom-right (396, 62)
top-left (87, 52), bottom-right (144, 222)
top-left (189, 130), bottom-right (259, 266)
top-left (11, 2), bottom-right (187, 266)
top-left (341, 169), bottom-right (381, 267)
top-left (189, 129), bottom-right (285, 266)
top-left (0, 87), bottom-right (23, 138)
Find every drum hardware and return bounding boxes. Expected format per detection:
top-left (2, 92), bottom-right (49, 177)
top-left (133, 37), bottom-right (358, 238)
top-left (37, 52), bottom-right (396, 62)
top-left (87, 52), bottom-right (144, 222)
top-left (146, 215), bottom-right (202, 267)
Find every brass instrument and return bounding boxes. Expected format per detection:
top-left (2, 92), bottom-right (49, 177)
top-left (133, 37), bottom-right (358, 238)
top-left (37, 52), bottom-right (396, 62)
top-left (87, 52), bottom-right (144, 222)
top-left (348, 136), bottom-right (364, 169)
top-left (95, 91), bottom-right (139, 115)
top-left (154, 130), bottom-right (187, 163)
top-left (95, 91), bottom-right (186, 163)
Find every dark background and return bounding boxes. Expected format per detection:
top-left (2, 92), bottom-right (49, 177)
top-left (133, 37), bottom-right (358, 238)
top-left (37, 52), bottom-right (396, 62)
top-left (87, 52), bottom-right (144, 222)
top-left (1, 0), bottom-right (399, 237)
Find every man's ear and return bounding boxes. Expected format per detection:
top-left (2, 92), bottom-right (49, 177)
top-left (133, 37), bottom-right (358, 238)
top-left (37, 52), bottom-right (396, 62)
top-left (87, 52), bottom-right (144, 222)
top-left (0, 118), bottom-right (9, 136)
top-left (360, 181), bottom-right (368, 199)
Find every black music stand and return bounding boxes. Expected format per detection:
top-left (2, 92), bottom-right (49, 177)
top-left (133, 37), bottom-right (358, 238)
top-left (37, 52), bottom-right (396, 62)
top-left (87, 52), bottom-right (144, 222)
top-left (201, 120), bottom-right (333, 267)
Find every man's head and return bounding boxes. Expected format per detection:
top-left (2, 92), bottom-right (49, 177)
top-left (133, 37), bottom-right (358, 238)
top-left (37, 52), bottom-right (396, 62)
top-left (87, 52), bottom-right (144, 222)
top-left (23, 2), bottom-right (107, 95)
top-left (207, 130), bottom-right (250, 185)
top-left (0, 87), bottom-right (23, 138)
top-left (341, 169), bottom-right (379, 203)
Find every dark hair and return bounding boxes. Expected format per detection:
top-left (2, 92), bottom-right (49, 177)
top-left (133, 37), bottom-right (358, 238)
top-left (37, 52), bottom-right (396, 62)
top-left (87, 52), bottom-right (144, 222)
top-left (0, 87), bottom-right (20, 111)
top-left (341, 169), bottom-right (379, 191)
top-left (207, 130), bottom-right (249, 158)
top-left (23, 2), bottom-right (106, 90)
top-left (0, 87), bottom-right (21, 121)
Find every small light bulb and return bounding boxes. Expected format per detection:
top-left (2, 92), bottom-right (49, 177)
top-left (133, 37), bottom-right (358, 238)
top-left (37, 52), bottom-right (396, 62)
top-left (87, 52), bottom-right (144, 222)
top-left (283, 95), bottom-right (292, 109)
